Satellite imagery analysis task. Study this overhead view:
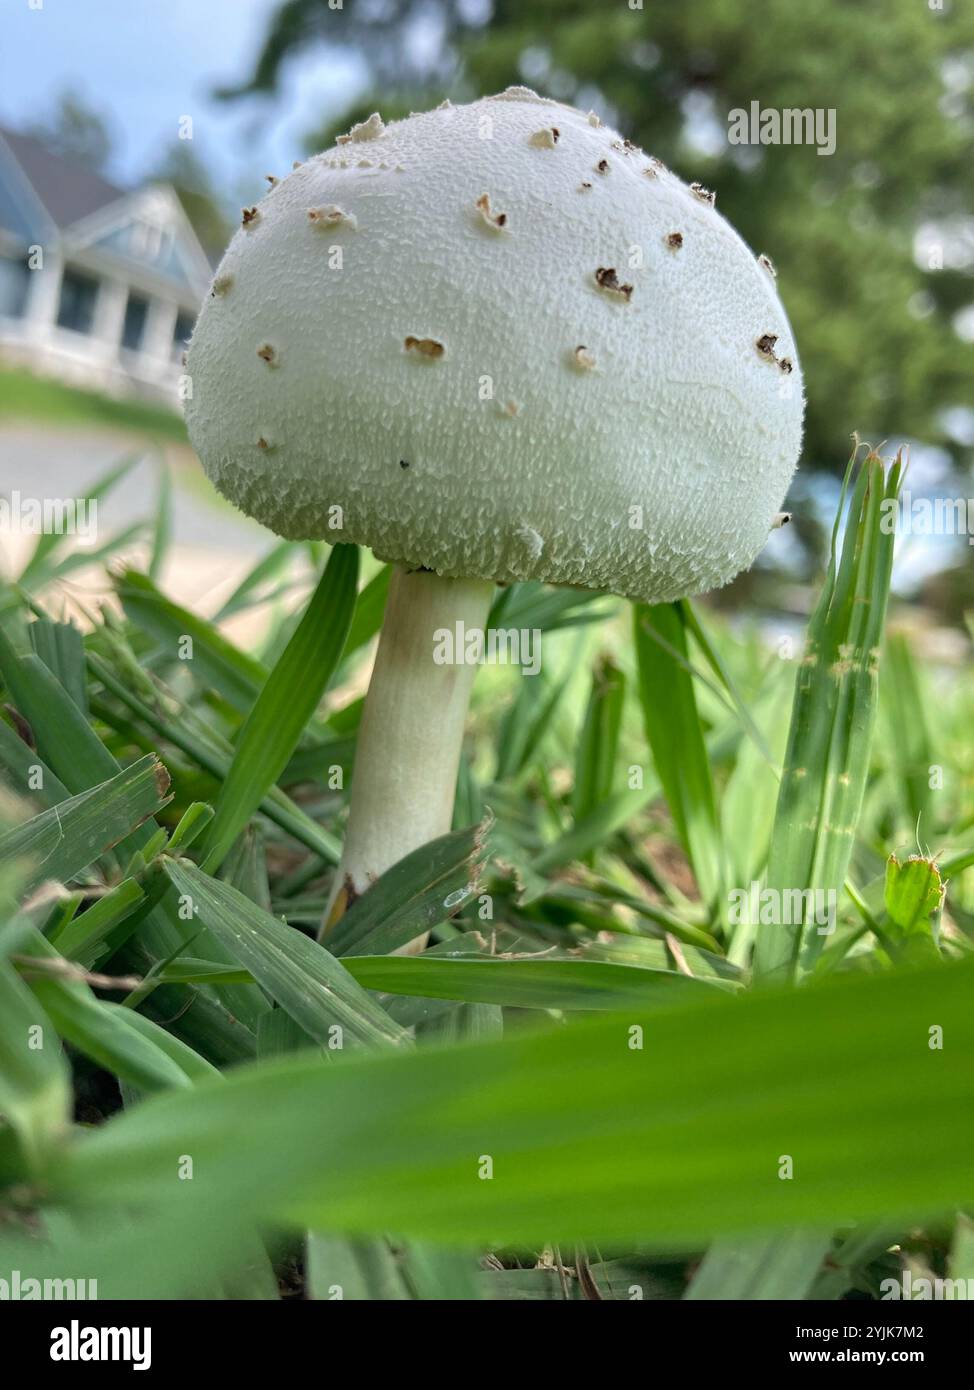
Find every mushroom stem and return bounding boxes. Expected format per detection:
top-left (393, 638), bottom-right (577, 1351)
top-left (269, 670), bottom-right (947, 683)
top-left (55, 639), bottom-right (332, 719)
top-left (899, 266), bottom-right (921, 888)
top-left (321, 567), bottom-right (494, 950)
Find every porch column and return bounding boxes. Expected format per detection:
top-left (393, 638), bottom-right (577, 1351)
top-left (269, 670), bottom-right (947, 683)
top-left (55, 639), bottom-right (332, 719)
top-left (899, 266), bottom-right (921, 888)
top-left (22, 242), bottom-right (63, 341)
top-left (93, 277), bottom-right (129, 357)
top-left (144, 297), bottom-right (178, 365)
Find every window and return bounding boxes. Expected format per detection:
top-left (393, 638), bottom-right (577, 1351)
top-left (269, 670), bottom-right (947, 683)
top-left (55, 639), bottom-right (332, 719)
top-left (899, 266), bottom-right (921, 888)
top-left (0, 255), bottom-right (29, 318)
top-left (172, 310), bottom-right (194, 360)
top-left (121, 292), bottom-right (149, 352)
top-left (130, 221), bottom-right (163, 260)
top-left (56, 268), bottom-right (99, 334)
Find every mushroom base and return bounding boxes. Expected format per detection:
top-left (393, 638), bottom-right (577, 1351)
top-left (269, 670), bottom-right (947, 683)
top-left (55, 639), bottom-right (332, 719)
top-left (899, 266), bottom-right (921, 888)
top-left (320, 566), bottom-right (494, 952)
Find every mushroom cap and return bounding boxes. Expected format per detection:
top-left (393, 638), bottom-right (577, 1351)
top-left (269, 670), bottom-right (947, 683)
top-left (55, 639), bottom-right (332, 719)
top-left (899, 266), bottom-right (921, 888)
top-left (185, 88), bottom-right (804, 603)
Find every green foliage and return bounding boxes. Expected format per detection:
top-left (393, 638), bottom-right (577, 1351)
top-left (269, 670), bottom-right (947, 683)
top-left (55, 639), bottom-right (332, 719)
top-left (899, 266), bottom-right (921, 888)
top-left (1, 445), bottom-right (972, 1299)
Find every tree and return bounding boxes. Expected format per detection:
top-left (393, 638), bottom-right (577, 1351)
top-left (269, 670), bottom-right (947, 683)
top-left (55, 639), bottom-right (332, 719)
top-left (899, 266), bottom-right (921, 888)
top-left (229, 0), bottom-right (974, 478)
top-left (29, 88), bottom-right (114, 174)
top-left (150, 141), bottom-right (233, 263)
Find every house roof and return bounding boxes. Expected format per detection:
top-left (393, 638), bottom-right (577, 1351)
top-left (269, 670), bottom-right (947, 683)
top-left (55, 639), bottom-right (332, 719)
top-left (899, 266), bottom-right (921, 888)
top-left (0, 127), bottom-right (127, 229)
top-left (0, 127), bottom-right (216, 297)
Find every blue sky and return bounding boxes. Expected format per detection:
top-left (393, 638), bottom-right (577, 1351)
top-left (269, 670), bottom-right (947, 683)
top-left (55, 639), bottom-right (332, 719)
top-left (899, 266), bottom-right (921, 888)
top-left (0, 0), bottom-right (366, 201)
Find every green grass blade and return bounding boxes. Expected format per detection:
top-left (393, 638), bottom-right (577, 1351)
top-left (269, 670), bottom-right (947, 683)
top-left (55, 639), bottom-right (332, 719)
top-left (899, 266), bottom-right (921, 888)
top-left (488, 582), bottom-right (614, 634)
top-left (495, 666), bottom-right (572, 783)
top-left (328, 819), bottom-right (492, 957)
top-left (0, 630), bottom-right (118, 793)
top-left (685, 1232), bottom-right (832, 1300)
top-left (0, 953), bottom-right (71, 1170)
top-left (87, 652), bottom-right (341, 862)
top-left (39, 952), bottom-right (974, 1257)
top-left (881, 631), bottom-right (934, 838)
top-left (28, 617), bottom-right (88, 714)
top-left (341, 563), bottom-right (391, 659)
top-left (213, 541), bottom-right (299, 622)
top-left (306, 1234), bottom-right (412, 1300)
top-left (163, 858), bottom-right (408, 1050)
top-left (115, 568), bottom-right (268, 712)
top-left (634, 601), bottom-right (726, 912)
top-left (0, 755), bottom-right (171, 894)
top-left (344, 953), bottom-right (722, 1010)
top-left (572, 653), bottom-right (626, 827)
top-left (49, 877), bottom-right (146, 962)
top-left (16, 454), bottom-right (138, 588)
top-left (0, 717), bottom-right (70, 808)
top-left (148, 456), bottom-right (172, 584)
top-left (105, 1004), bottom-right (220, 1085)
top-left (202, 545), bottom-right (359, 872)
top-left (15, 928), bottom-right (194, 1092)
top-left (753, 450), bottom-right (903, 982)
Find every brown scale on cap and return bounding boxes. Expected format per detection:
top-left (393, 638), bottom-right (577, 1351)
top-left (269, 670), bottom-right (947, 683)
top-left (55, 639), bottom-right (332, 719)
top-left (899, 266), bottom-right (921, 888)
top-left (256, 436), bottom-right (277, 452)
top-left (211, 273), bottom-right (234, 297)
top-left (665, 232), bottom-right (684, 251)
top-left (587, 111), bottom-right (601, 127)
top-left (529, 127), bottom-right (560, 148)
top-left (265, 174), bottom-right (279, 188)
top-left (690, 182), bottom-right (716, 206)
top-left (594, 267), bottom-right (633, 301)
top-left (475, 193), bottom-right (508, 230)
top-left (257, 343), bottom-right (278, 367)
top-left (404, 335), bottom-right (445, 360)
top-left (308, 205), bottom-right (357, 230)
top-left (758, 253), bottom-right (777, 277)
top-left (241, 206), bottom-right (260, 228)
top-left (338, 113), bottom-right (385, 145)
top-left (292, 160), bottom-right (303, 170)
top-left (578, 181), bottom-right (593, 192)
top-left (755, 333), bottom-right (793, 372)
top-left (573, 345), bottom-right (596, 371)
top-left (596, 159), bottom-right (610, 175)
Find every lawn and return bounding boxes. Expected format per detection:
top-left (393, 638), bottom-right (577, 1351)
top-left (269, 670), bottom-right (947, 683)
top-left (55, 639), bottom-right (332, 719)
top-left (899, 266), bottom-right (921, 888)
top-left (1, 444), bottom-right (973, 1302)
top-left (0, 365), bottom-right (188, 443)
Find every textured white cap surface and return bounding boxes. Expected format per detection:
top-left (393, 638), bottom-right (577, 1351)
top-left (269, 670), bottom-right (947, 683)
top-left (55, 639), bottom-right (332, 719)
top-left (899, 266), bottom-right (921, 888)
top-left (186, 88), bottom-right (804, 602)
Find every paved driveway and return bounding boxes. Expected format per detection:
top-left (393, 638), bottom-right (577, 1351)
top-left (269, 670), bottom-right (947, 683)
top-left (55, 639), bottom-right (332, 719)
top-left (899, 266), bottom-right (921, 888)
top-left (1, 423), bottom-right (277, 622)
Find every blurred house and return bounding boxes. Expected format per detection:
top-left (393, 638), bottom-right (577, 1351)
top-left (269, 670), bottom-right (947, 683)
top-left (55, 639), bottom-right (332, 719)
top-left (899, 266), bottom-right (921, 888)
top-left (0, 127), bottom-right (212, 406)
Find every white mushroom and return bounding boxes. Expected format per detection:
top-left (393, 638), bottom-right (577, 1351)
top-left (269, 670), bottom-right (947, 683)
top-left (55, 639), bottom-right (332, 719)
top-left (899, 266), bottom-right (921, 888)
top-left (185, 88), bottom-right (804, 943)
